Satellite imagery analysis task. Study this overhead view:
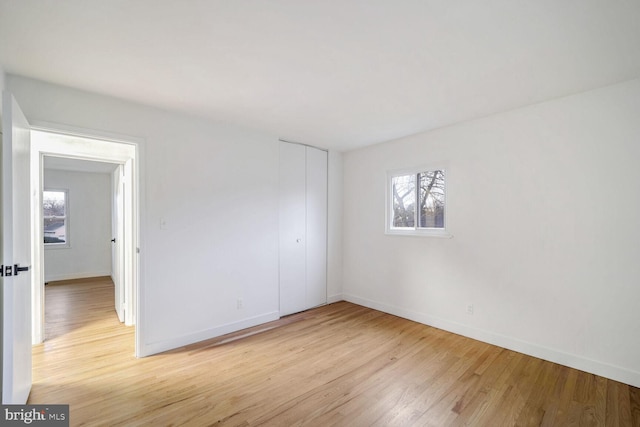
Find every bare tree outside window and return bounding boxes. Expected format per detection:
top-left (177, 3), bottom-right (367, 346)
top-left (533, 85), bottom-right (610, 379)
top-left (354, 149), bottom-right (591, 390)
top-left (418, 170), bottom-right (445, 228)
top-left (392, 174), bottom-right (416, 227)
top-left (44, 190), bottom-right (68, 244)
top-left (391, 170), bottom-right (445, 230)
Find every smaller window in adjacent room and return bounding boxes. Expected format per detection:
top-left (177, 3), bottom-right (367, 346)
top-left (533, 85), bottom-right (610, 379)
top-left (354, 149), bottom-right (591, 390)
top-left (43, 189), bottom-right (69, 246)
top-left (387, 167), bottom-right (451, 237)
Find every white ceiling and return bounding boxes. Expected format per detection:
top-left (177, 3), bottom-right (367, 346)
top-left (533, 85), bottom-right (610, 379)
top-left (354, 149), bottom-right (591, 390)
top-left (1, 1), bottom-right (639, 151)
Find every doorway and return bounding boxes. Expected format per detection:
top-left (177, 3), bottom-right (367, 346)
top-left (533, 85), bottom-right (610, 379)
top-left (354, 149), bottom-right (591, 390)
top-left (30, 127), bottom-right (140, 355)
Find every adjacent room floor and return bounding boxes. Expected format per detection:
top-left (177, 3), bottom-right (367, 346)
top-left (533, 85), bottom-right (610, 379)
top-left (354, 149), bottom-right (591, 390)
top-left (30, 278), bottom-right (640, 426)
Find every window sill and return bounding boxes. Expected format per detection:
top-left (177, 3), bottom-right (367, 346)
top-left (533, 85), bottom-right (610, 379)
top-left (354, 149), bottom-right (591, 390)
top-left (385, 229), bottom-right (453, 238)
top-left (44, 243), bottom-right (71, 250)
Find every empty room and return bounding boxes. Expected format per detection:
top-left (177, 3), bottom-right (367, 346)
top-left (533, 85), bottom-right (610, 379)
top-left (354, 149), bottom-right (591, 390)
top-left (1, 1), bottom-right (639, 426)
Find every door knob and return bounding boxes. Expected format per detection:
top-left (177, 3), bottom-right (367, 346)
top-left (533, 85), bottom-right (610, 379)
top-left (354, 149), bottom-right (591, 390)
top-left (111, 238), bottom-right (116, 243)
top-left (14, 264), bottom-right (30, 276)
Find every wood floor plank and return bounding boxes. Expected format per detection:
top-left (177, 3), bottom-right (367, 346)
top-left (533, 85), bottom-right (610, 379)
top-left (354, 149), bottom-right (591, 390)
top-left (631, 385), bottom-right (640, 427)
top-left (29, 278), bottom-right (640, 426)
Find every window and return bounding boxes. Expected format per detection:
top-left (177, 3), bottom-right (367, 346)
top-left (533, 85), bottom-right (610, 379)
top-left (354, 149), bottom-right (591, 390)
top-left (387, 168), bottom-right (450, 237)
top-left (43, 190), bottom-right (69, 246)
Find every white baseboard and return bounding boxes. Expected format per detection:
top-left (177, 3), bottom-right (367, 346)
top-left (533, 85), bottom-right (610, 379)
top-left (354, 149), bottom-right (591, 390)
top-left (342, 293), bottom-right (640, 388)
top-left (327, 293), bottom-right (343, 304)
top-left (45, 271), bottom-right (112, 283)
top-left (140, 311), bottom-right (280, 357)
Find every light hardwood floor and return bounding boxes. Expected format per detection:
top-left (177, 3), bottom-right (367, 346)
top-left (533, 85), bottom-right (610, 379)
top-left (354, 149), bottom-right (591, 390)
top-left (30, 277), bottom-right (640, 426)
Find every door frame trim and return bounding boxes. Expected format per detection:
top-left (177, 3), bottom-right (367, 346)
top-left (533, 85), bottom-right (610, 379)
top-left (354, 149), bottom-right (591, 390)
top-left (29, 121), bottom-right (145, 357)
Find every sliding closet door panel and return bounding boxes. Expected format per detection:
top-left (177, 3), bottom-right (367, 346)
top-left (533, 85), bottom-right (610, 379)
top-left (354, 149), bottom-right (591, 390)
top-left (305, 147), bottom-right (328, 308)
top-left (279, 141), bottom-right (307, 316)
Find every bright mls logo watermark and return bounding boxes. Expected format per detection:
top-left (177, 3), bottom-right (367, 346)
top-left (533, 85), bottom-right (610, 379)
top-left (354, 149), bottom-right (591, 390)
top-left (2, 405), bottom-right (69, 426)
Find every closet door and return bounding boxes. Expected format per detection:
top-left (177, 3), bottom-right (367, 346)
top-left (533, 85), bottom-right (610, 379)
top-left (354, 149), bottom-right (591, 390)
top-left (279, 142), bottom-right (307, 315)
top-left (279, 141), bottom-right (327, 316)
top-left (305, 146), bottom-right (327, 308)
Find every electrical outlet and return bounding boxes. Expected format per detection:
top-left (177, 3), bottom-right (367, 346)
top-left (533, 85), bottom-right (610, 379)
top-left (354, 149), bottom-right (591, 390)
top-left (237, 298), bottom-right (244, 309)
top-left (467, 304), bottom-right (474, 315)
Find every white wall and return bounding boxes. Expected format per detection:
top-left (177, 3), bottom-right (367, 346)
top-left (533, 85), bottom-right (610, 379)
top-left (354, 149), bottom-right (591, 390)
top-left (327, 150), bottom-right (343, 302)
top-left (9, 75), bottom-right (277, 355)
top-left (43, 169), bottom-right (112, 282)
top-left (342, 78), bottom-right (640, 388)
top-left (0, 66), bottom-right (5, 117)
top-left (7, 74), bottom-right (342, 356)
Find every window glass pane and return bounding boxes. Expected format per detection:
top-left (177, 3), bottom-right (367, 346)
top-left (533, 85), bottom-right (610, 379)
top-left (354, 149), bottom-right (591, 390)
top-left (44, 190), bottom-right (67, 244)
top-left (418, 170), bottom-right (445, 228)
top-left (391, 174), bottom-right (416, 228)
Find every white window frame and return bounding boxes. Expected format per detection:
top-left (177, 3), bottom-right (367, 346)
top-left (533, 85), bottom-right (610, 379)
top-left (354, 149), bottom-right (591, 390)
top-left (385, 166), bottom-right (452, 238)
top-left (43, 188), bottom-right (70, 249)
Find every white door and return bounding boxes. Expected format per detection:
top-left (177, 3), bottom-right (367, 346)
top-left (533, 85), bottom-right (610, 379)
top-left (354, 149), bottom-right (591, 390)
top-left (279, 141), bottom-right (327, 316)
top-left (1, 92), bottom-right (32, 404)
top-left (112, 165), bottom-right (125, 322)
top-left (279, 142), bottom-right (307, 316)
top-left (122, 159), bottom-right (135, 326)
top-left (304, 146), bottom-right (327, 308)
